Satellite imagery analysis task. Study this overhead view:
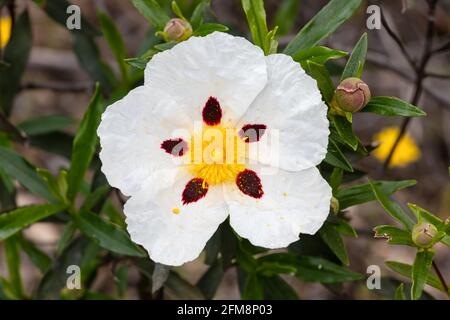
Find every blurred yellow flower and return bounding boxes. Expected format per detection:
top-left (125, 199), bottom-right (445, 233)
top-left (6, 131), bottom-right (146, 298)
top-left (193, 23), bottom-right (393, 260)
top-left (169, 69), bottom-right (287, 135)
top-left (0, 15), bottom-right (12, 49)
top-left (372, 126), bottom-right (420, 168)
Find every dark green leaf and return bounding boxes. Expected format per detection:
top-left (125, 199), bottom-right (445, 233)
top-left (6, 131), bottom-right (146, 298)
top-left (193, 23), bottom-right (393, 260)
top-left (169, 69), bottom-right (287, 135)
top-left (192, 23), bottom-right (229, 37)
top-left (18, 236), bottom-right (52, 273)
top-left (296, 256), bottom-right (363, 283)
top-left (99, 13), bottom-right (128, 82)
top-left (242, 272), bottom-right (264, 300)
top-left (36, 238), bottom-right (101, 299)
top-left (369, 180), bottom-right (415, 231)
top-left (363, 96), bottom-right (426, 117)
top-left (76, 211), bottom-right (146, 257)
top-left (4, 236), bottom-right (23, 299)
top-left (34, 0), bottom-right (99, 36)
top-left (17, 116), bottom-right (74, 136)
top-left (331, 115), bottom-right (358, 150)
top-left (73, 34), bottom-right (115, 91)
top-left (284, 0), bottom-right (362, 55)
top-left (56, 221), bottom-right (76, 255)
top-left (336, 180), bottom-right (416, 209)
top-left (241, 0), bottom-right (269, 53)
top-left (374, 225), bottom-right (414, 246)
top-left (0, 204), bottom-right (66, 241)
top-left (262, 275), bottom-right (298, 300)
top-left (411, 250), bottom-right (434, 300)
top-left (132, 0), bottom-right (170, 30)
top-left (305, 61), bottom-right (335, 103)
top-left (386, 260), bottom-right (444, 292)
top-left (190, 0), bottom-right (212, 29)
top-left (66, 85), bottom-right (103, 202)
top-left (274, 0), bottom-right (301, 36)
top-left (341, 33), bottom-right (367, 80)
top-left (115, 266), bottom-right (129, 298)
top-left (324, 139), bottom-right (353, 172)
top-left (165, 271), bottom-right (204, 300)
top-left (197, 258), bottom-right (224, 299)
top-left (293, 46), bottom-right (347, 64)
top-left (319, 222), bottom-right (349, 265)
top-left (0, 146), bottom-right (56, 202)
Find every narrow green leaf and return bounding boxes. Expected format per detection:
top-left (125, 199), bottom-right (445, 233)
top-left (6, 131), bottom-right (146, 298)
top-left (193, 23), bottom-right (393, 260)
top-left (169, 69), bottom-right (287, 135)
top-left (386, 260), bottom-right (444, 292)
top-left (115, 266), bottom-right (129, 298)
top-left (164, 271), bottom-right (204, 300)
top-left (0, 204), bottom-right (66, 241)
top-left (190, 0), bottom-right (211, 29)
top-left (262, 275), bottom-right (298, 300)
top-left (274, 0), bottom-right (301, 36)
top-left (18, 236), bottom-right (52, 273)
top-left (66, 85), bottom-right (103, 202)
top-left (132, 0), bottom-right (170, 30)
top-left (171, 1), bottom-right (186, 20)
top-left (4, 236), bottom-right (23, 299)
top-left (319, 222), bottom-right (349, 265)
top-left (293, 46), bottom-right (348, 64)
top-left (0, 146), bottom-right (56, 202)
top-left (56, 221), bottom-right (76, 255)
top-left (192, 23), bottom-right (229, 37)
top-left (324, 139), bottom-right (353, 172)
top-left (331, 115), bottom-right (358, 150)
top-left (369, 180), bottom-right (415, 231)
top-left (394, 283), bottom-right (406, 300)
top-left (17, 116), bottom-right (74, 136)
top-left (284, 0), bottom-right (362, 55)
top-left (305, 61), bottom-right (335, 103)
top-left (242, 272), bottom-right (264, 300)
top-left (411, 251), bottom-right (435, 300)
top-left (336, 180), bottom-right (416, 209)
top-left (407, 203), bottom-right (445, 231)
top-left (75, 211), bottom-right (146, 257)
top-left (374, 225), bottom-right (414, 246)
top-left (99, 13), bottom-right (128, 82)
top-left (341, 33), bottom-right (368, 80)
top-left (241, 0), bottom-right (269, 52)
top-left (197, 258), bottom-right (224, 299)
top-left (363, 96), bottom-right (426, 117)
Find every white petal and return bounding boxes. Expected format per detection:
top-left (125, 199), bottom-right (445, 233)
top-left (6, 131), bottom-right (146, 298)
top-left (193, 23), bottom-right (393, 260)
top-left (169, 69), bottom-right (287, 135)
top-left (124, 170), bottom-right (228, 266)
top-left (241, 54), bottom-right (329, 171)
top-left (98, 86), bottom-right (192, 196)
top-left (225, 166), bottom-right (331, 249)
top-left (144, 32), bottom-right (268, 126)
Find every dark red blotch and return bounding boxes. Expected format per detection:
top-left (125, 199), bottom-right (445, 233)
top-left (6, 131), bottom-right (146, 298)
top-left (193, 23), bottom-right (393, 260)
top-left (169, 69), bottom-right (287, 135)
top-left (161, 138), bottom-right (188, 157)
top-left (202, 97), bottom-right (222, 126)
top-left (238, 124), bottom-right (267, 143)
top-left (236, 169), bottom-right (264, 199)
top-left (182, 178), bottom-right (209, 205)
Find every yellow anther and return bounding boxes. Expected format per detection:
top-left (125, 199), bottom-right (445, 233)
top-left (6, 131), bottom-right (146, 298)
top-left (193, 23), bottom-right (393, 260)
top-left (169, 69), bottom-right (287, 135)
top-left (172, 208), bottom-right (181, 214)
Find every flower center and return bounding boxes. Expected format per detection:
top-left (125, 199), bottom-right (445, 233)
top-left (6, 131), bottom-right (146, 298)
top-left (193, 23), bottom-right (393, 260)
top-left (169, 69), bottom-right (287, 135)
top-left (187, 126), bottom-right (246, 185)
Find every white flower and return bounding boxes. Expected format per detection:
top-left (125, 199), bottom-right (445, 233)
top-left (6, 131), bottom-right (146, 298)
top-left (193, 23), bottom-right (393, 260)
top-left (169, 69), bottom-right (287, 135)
top-left (97, 32), bottom-right (331, 266)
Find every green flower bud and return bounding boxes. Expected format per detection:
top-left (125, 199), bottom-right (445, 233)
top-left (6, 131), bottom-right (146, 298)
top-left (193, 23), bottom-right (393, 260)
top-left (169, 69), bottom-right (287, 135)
top-left (163, 18), bottom-right (192, 42)
top-left (334, 77), bottom-right (371, 113)
top-left (412, 222), bottom-right (438, 248)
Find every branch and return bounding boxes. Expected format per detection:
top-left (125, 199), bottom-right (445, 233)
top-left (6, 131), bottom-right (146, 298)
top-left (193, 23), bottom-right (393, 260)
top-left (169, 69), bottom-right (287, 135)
top-left (425, 72), bottom-right (450, 79)
top-left (21, 81), bottom-right (92, 92)
top-left (382, 0), bottom-right (439, 171)
top-left (432, 260), bottom-right (449, 297)
top-left (380, 7), bottom-right (416, 70)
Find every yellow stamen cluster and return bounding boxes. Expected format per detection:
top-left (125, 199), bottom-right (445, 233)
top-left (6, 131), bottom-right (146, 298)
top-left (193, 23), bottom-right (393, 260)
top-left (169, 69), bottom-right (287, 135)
top-left (187, 126), bottom-right (247, 185)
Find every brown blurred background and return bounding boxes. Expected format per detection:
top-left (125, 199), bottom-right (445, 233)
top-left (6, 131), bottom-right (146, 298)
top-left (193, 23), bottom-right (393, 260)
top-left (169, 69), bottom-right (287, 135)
top-left (0, 0), bottom-right (449, 299)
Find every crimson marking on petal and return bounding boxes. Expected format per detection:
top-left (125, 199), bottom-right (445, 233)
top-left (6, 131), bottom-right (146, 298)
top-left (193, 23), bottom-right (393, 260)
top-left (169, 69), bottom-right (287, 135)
top-left (161, 138), bottom-right (189, 157)
top-left (202, 97), bottom-right (222, 126)
top-left (236, 169), bottom-right (264, 199)
top-left (182, 178), bottom-right (209, 205)
top-left (238, 124), bottom-right (267, 143)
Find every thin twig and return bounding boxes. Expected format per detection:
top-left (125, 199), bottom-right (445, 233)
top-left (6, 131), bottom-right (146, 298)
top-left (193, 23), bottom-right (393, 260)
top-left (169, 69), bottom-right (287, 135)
top-left (432, 261), bottom-right (449, 296)
top-left (382, 0), bottom-right (439, 171)
top-left (432, 40), bottom-right (450, 54)
top-left (425, 72), bottom-right (450, 79)
top-left (380, 7), bottom-right (416, 70)
top-left (0, 112), bottom-right (27, 144)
